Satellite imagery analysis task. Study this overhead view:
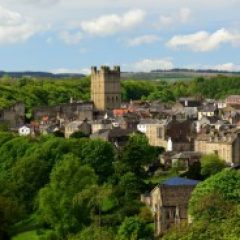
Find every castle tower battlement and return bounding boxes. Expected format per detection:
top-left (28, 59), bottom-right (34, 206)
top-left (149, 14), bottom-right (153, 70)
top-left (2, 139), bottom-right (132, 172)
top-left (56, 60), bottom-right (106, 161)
top-left (91, 66), bottom-right (121, 111)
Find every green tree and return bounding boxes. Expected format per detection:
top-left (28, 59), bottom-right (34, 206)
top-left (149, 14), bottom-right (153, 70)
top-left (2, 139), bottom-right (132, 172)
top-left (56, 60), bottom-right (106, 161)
top-left (116, 216), bottom-right (152, 240)
top-left (68, 225), bottom-right (115, 240)
top-left (38, 154), bottom-right (97, 237)
top-left (120, 134), bottom-right (157, 177)
top-left (70, 131), bottom-right (89, 138)
top-left (80, 139), bottom-right (115, 183)
top-left (200, 154), bottom-right (226, 178)
top-left (0, 195), bottom-right (23, 240)
top-left (189, 169), bottom-right (240, 219)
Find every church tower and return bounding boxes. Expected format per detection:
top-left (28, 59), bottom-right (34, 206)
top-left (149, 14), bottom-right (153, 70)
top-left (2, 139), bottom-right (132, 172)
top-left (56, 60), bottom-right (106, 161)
top-left (91, 66), bottom-right (121, 111)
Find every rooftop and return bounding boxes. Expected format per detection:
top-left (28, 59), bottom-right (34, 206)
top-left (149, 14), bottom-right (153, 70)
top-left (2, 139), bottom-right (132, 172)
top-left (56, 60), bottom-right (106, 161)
top-left (162, 177), bottom-right (200, 186)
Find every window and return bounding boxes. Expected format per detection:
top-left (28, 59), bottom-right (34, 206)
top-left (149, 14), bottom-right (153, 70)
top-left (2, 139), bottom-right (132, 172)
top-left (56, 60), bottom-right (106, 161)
top-left (157, 128), bottom-right (163, 138)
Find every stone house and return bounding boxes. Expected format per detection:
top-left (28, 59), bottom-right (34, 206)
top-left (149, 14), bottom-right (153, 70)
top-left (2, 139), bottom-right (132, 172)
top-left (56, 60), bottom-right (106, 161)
top-left (115, 112), bottom-right (140, 130)
top-left (172, 97), bottom-right (202, 119)
top-left (162, 151), bottom-right (201, 169)
top-left (145, 117), bottom-right (195, 151)
top-left (65, 119), bottom-right (91, 138)
top-left (226, 95), bottom-right (240, 108)
top-left (141, 177), bottom-right (199, 236)
top-left (137, 119), bottom-right (162, 134)
top-left (91, 119), bottom-right (114, 134)
top-left (221, 106), bottom-right (240, 124)
top-left (90, 127), bottom-right (136, 147)
top-left (195, 128), bottom-right (240, 164)
top-left (198, 104), bottom-right (218, 120)
top-left (0, 102), bottom-right (25, 128)
top-left (33, 101), bottom-right (94, 123)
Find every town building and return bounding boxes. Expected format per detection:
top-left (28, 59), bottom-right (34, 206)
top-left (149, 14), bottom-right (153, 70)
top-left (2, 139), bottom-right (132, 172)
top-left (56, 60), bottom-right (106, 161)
top-left (33, 101), bottom-right (94, 123)
top-left (144, 117), bottom-right (195, 151)
top-left (172, 97), bottom-right (202, 119)
top-left (91, 66), bottom-right (121, 111)
top-left (198, 103), bottom-right (218, 120)
top-left (0, 102), bottom-right (25, 128)
top-left (162, 151), bottom-right (201, 169)
top-left (90, 127), bottom-right (137, 147)
top-left (226, 95), bottom-right (240, 108)
top-left (141, 177), bottom-right (199, 236)
top-left (65, 119), bottom-right (91, 138)
top-left (195, 128), bottom-right (240, 164)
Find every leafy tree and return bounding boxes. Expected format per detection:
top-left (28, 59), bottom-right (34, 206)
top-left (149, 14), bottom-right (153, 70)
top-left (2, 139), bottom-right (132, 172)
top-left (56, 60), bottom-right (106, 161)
top-left (120, 134), bottom-right (157, 177)
top-left (117, 172), bottom-right (146, 201)
top-left (0, 195), bottom-right (23, 240)
top-left (70, 131), bottom-right (89, 138)
top-left (189, 169), bottom-right (240, 219)
top-left (68, 225), bottom-right (115, 240)
top-left (80, 139), bottom-right (115, 183)
top-left (5, 154), bottom-right (52, 211)
top-left (116, 216), bottom-right (152, 240)
top-left (200, 154), bottom-right (226, 178)
top-left (38, 154), bottom-right (97, 237)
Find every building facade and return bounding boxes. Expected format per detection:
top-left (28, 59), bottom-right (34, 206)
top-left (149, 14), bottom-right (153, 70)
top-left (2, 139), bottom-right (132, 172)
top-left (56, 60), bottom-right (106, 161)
top-left (141, 177), bottom-right (199, 236)
top-left (195, 129), bottom-right (240, 164)
top-left (0, 102), bottom-right (25, 128)
top-left (145, 118), bottom-right (194, 151)
top-left (91, 66), bottom-right (121, 111)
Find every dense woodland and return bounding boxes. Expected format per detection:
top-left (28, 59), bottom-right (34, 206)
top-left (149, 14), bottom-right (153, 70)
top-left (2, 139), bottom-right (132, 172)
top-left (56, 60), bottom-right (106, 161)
top-left (0, 75), bottom-right (240, 239)
top-left (1, 74), bottom-right (240, 112)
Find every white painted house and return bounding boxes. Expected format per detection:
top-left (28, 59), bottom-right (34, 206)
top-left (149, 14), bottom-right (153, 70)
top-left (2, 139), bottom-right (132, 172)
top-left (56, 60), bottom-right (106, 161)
top-left (18, 126), bottom-right (31, 136)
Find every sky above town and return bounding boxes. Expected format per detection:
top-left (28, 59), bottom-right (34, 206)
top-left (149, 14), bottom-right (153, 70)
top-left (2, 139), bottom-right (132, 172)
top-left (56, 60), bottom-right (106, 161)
top-left (0, 0), bottom-right (240, 73)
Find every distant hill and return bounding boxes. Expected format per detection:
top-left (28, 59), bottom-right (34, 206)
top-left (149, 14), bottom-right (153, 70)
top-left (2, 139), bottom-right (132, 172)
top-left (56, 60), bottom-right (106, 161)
top-left (1, 69), bottom-right (240, 81)
top-left (0, 71), bottom-right (85, 79)
top-left (121, 69), bottom-right (240, 81)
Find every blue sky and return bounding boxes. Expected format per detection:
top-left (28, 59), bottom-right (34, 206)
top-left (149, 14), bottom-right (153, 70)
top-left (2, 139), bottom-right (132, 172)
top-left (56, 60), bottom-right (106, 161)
top-left (0, 0), bottom-right (239, 73)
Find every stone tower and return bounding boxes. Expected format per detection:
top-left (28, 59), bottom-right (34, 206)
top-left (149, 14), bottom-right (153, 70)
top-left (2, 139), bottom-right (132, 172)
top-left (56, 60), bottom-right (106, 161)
top-left (91, 66), bottom-right (121, 111)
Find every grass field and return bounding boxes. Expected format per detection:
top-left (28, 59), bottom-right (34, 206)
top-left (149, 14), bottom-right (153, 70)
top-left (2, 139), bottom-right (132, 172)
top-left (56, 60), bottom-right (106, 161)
top-left (12, 230), bottom-right (50, 240)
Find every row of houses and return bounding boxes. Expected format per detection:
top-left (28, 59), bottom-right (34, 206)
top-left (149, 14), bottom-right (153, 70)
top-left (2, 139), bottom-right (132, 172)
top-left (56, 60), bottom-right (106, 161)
top-left (12, 95), bottom-right (240, 166)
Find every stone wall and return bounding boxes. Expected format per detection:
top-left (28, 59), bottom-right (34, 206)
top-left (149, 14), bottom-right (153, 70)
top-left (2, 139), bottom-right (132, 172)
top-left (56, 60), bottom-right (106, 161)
top-left (91, 66), bottom-right (121, 111)
top-left (195, 139), bottom-right (235, 163)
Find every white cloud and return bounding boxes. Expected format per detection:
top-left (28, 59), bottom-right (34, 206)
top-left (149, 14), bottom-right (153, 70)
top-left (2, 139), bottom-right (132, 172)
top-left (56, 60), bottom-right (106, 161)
top-left (0, 5), bottom-right (43, 44)
top-left (158, 7), bottom-right (191, 28)
top-left (20, 0), bottom-right (60, 6)
top-left (167, 28), bottom-right (240, 52)
top-left (212, 63), bottom-right (240, 72)
top-left (59, 31), bottom-right (83, 45)
top-left (51, 68), bottom-right (91, 75)
top-left (179, 8), bottom-right (191, 23)
top-left (127, 34), bottom-right (160, 46)
top-left (131, 58), bottom-right (174, 72)
top-left (81, 9), bottom-right (145, 36)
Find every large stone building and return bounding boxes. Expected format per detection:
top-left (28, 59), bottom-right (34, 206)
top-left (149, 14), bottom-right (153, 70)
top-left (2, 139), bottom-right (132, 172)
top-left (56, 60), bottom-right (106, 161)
top-left (195, 128), bottom-right (240, 164)
top-left (91, 66), bottom-right (121, 111)
top-left (141, 177), bottom-right (199, 236)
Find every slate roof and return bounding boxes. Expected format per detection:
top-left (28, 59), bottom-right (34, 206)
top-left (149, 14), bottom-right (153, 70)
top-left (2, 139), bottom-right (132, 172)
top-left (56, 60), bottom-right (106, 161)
top-left (162, 177), bottom-right (200, 186)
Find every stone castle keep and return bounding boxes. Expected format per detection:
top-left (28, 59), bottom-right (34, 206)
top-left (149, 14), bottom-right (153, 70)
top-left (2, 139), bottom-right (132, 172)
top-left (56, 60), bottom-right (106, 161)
top-left (91, 66), bottom-right (121, 111)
